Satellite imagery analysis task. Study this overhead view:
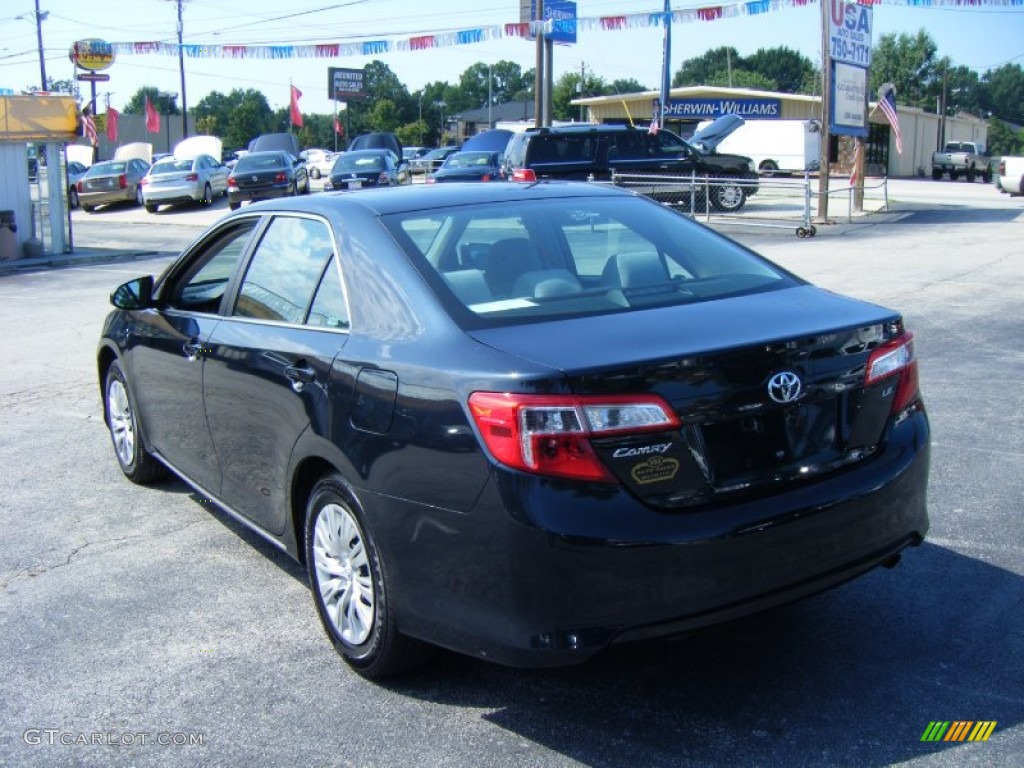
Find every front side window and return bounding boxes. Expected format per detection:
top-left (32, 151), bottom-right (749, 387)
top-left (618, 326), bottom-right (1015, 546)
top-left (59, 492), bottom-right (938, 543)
top-left (164, 221), bottom-right (259, 313)
top-left (234, 216), bottom-right (335, 325)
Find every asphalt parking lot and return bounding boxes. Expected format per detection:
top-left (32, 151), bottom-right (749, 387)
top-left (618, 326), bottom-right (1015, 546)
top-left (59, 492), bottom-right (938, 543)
top-left (0, 178), bottom-right (1021, 767)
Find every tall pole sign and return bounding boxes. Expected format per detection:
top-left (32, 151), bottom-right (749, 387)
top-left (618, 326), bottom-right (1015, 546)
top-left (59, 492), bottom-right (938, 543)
top-left (818, 0), bottom-right (872, 220)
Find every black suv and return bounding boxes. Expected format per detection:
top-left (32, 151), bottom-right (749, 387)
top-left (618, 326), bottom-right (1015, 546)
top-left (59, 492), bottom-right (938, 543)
top-left (503, 124), bottom-right (758, 212)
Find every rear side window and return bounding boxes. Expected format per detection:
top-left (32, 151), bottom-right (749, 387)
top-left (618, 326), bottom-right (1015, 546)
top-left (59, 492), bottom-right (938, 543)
top-left (234, 216), bottom-right (335, 324)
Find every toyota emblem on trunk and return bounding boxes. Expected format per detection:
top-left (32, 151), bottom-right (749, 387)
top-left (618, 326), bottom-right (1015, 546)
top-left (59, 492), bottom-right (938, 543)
top-left (767, 372), bottom-right (802, 403)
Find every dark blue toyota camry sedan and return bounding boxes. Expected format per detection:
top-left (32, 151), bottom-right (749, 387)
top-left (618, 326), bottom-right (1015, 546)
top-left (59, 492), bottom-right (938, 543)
top-left (98, 181), bottom-right (929, 678)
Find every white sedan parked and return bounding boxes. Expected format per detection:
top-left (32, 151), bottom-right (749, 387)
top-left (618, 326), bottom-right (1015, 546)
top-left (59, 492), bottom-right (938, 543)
top-left (996, 156), bottom-right (1024, 196)
top-left (141, 154), bottom-right (230, 212)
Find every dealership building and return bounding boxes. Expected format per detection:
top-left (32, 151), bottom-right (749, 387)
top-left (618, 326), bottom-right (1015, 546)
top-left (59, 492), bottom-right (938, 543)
top-left (572, 85), bottom-right (989, 179)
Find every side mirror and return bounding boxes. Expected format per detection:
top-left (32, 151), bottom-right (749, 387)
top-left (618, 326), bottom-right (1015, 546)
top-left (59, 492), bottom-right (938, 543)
top-left (111, 275), bottom-right (155, 310)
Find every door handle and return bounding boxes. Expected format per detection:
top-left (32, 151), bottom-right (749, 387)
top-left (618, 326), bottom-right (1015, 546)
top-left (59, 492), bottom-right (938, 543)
top-left (284, 364), bottom-right (315, 391)
top-left (183, 340), bottom-right (204, 361)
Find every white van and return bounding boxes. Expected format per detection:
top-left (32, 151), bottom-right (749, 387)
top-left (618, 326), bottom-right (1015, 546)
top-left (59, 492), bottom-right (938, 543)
top-left (694, 118), bottom-right (821, 175)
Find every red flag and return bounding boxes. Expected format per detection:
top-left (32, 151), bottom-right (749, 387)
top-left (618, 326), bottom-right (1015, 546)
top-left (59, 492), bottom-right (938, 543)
top-left (82, 111), bottom-right (98, 146)
top-left (334, 116), bottom-right (342, 135)
top-left (106, 107), bottom-right (120, 142)
top-left (290, 85), bottom-right (303, 128)
top-left (145, 96), bottom-right (160, 133)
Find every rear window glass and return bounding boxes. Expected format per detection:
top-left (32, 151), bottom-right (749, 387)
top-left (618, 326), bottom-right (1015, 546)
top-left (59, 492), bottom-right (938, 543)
top-left (152, 160), bottom-right (193, 174)
top-left (382, 194), bottom-right (795, 327)
top-left (235, 154), bottom-right (285, 172)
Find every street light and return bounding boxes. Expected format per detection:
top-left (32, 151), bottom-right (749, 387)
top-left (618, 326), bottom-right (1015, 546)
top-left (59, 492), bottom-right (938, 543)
top-left (435, 100), bottom-right (446, 145)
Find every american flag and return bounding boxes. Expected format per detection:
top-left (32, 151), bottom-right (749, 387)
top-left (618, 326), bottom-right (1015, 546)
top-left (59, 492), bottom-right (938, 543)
top-left (82, 110), bottom-right (97, 146)
top-left (876, 83), bottom-right (903, 155)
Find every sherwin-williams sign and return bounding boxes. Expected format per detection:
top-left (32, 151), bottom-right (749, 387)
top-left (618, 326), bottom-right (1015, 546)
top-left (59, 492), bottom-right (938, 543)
top-left (69, 39), bottom-right (115, 71)
top-left (663, 99), bottom-right (781, 119)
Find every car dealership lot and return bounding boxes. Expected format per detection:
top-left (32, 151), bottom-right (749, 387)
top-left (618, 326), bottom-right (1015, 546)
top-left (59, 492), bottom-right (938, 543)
top-left (1, 180), bottom-right (1021, 767)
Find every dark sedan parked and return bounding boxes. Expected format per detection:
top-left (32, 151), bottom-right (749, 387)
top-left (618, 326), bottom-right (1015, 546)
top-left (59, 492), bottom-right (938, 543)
top-left (324, 149), bottom-right (410, 191)
top-left (98, 182), bottom-right (929, 679)
top-left (227, 150), bottom-right (309, 210)
top-left (426, 150), bottom-right (506, 183)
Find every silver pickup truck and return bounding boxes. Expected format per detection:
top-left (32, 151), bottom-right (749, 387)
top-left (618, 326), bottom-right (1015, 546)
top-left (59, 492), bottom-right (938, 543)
top-left (931, 141), bottom-right (993, 183)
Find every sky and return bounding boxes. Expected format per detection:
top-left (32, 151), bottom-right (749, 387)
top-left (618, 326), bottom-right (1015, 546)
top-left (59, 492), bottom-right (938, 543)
top-left (1, 0), bottom-right (1022, 117)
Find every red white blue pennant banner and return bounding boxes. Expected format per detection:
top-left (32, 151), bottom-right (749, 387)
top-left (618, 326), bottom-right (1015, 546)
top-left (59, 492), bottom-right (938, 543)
top-left (110, 0), bottom-right (1023, 60)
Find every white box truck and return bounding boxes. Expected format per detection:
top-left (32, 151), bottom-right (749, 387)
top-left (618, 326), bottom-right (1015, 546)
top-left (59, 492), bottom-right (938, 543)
top-left (694, 118), bottom-right (821, 176)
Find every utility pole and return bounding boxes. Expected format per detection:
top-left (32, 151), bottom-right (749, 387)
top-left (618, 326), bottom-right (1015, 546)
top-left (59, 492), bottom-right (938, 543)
top-left (34, 0), bottom-right (48, 89)
top-left (817, 0), bottom-right (832, 222)
top-left (534, 0), bottom-right (544, 128)
top-left (659, 0), bottom-right (671, 132)
top-left (579, 62), bottom-right (585, 122)
top-left (176, 0), bottom-right (188, 138)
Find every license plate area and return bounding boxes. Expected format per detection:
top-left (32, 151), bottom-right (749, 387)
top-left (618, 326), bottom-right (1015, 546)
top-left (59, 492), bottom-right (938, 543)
top-left (345, 180), bottom-right (362, 189)
top-left (697, 398), bottom-right (840, 486)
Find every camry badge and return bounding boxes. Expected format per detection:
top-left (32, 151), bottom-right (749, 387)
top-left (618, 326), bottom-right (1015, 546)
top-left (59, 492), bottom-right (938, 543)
top-left (767, 371), bottom-right (802, 403)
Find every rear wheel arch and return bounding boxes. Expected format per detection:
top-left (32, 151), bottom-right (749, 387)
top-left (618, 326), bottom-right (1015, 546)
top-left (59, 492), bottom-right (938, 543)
top-left (291, 456), bottom-right (347, 564)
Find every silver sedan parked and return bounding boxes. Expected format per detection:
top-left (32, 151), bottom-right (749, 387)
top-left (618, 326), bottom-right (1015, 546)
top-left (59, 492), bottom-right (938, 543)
top-left (77, 158), bottom-right (150, 213)
top-left (142, 154), bottom-right (230, 213)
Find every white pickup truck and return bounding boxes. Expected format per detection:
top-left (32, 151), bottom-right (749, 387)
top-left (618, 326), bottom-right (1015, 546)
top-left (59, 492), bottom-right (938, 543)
top-left (996, 156), bottom-right (1024, 196)
top-left (931, 141), bottom-right (993, 183)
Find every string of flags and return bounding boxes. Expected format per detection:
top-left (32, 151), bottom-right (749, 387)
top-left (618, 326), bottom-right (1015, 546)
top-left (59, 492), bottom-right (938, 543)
top-left (108, 0), bottom-right (1023, 61)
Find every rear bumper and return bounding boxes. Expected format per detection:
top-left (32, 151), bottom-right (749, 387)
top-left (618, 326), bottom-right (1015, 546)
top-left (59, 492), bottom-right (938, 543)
top-left (373, 408), bottom-right (930, 667)
top-left (228, 185), bottom-right (289, 203)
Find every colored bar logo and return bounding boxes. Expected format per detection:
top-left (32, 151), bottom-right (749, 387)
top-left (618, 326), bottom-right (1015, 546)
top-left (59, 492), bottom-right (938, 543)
top-left (921, 721), bottom-right (997, 742)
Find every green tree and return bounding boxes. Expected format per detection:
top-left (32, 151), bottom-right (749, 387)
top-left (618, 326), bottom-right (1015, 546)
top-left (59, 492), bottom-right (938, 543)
top-left (673, 47), bottom-right (740, 87)
top-left (192, 89), bottom-right (274, 150)
top-left (396, 120), bottom-right (429, 148)
top-left (123, 87), bottom-right (180, 115)
top-left (986, 118), bottom-right (1023, 156)
top-left (607, 78), bottom-right (650, 95)
top-left (552, 71), bottom-right (607, 121)
top-left (869, 30), bottom-right (940, 109)
top-left (366, 99), bottom-right (402, 132)
top-left (981, 63), bottom-right (1024, 124)
top-left (744, 47), bottom-right (815, 93)
top-left (706, 69), bottom-right (776, 90)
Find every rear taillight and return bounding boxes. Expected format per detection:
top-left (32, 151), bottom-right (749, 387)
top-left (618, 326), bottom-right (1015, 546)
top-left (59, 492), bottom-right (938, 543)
top-left (274, 172), bottom-right (287, 183)
top-left (468, 392), bottom-right (680, 482)
top-left (425, 175), bottom-right (436, 184)
top-left (480, 173), bottom-right (492, 182)
top-left (999, 159), bottom-right (1006, 175)
top-left (865, 332), bottom-right (919, 415)
top-left (185, 173), bottom-right (199, 182)
top-left (512, 168), bottom-right (537, 183)
top-left (227, 176), bottom-right (237, 188)
top-left (118, 174), bottom-right (127, 189)
top-left (139, 177), bottom-right (149, 186)
top-left (76, 181), bottom-right (83, 192)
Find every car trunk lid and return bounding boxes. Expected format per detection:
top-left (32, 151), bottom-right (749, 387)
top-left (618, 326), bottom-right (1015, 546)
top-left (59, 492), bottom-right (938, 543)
top-left (469, 286), bottom-right (908, 507)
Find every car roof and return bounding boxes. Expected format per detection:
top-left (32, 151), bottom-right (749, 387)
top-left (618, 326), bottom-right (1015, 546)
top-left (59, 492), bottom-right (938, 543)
top-left (232, 179), bottom-right (636, 218)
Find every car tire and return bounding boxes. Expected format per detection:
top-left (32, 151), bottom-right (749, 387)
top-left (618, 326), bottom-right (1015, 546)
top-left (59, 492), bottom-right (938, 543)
top-left (966, 168), bottom-right (976, 183)
top-left (759, 160), bottom-right (778, 176)
top-left (304, 176), bottom-right (310, 194)
top-left (68, 187), bottom-right (79, 209)
top-left (104, 360), bottom-right (166, 485)
top-left (202, 183), bottom-right (213, 206)
top-left (982, 169), bottom-right (992, 184)
top-left (305, 475), bottom-right (432, 678)
top-left (931, 169), bottom-right (942, 181)
top-left (82, 204), bottom-right (95, 213)
top-left (229, 201), bottom-right (241, 211)
top-left (713, 182), bottom-right (746, 213)
top-left (134, 186), bottom-right (144, 206)
top-left (145, 204), bottom-right (158, 214)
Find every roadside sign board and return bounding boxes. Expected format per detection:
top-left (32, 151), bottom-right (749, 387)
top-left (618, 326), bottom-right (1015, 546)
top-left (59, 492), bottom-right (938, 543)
top-left (328, 67), bottom-right (366, 101)
top-left (69, 39), bottom-right (116, 71)
top-left (828, 0), bottom-right (872, 68)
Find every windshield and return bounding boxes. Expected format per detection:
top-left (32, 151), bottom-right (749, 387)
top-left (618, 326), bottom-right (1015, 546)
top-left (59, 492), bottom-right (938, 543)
top-left (383, 195), bottom-right (795, 327)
